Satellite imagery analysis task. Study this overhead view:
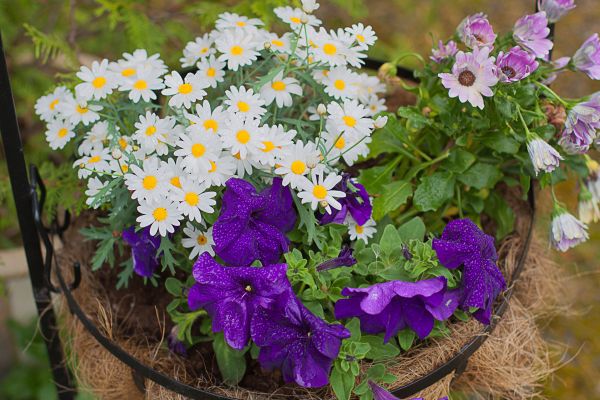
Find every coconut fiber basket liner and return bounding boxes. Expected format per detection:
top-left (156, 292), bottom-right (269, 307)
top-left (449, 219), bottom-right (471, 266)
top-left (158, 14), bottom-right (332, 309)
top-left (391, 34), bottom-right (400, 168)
top-left (51, 179), bottom-right (563, 400)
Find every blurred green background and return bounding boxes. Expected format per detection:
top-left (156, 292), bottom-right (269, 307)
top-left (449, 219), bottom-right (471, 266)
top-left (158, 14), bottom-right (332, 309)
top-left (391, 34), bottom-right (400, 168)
top-left (1, 0), bottom-right (599, 398)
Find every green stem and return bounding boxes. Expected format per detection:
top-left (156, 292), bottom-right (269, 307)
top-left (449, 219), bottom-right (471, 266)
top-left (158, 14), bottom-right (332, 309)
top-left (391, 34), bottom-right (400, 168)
top-left (456, 184), bottom-right (464, 218)
top-left (535, 82), bottom-right (569, 107)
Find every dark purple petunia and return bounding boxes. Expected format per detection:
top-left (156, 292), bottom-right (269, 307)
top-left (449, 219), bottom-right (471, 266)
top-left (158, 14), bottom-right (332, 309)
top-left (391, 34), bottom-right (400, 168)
top-left (316, 246), bottom-right (357, 272)
top-left (334, 277), bottom-right (459, 342)
top-left (368, 380), bottom-right (450, 400)
top-left (167, 326), bottom-right (187, 356)
top-left (432, 218), bottom-right (506, 325)
top-left (251, 292), bottom-right (350, 388)
top-left (187, 253), bottom-right (291, 350)
top-left (212, 177), bottom-right (296, 266)
top-left (319, 174), bottom-right (372, 226)
top-left (122, 226), bottom-right (161, 278)
top-left (496, 46), bottom-right (539, 83)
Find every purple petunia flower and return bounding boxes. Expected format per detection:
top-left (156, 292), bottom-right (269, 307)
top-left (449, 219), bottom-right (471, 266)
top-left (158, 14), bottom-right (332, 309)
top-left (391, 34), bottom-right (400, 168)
top-left (188, 253), bottom-right (291, 350)
top-left (457, 13), bottom-right (497, 49)
top-left (550, 209), bottom-right (589, 252)
top-left (559, 94), bottom-right (600, 154)
top-left (513, 12), bottom-right (554, 59)
top-left (439, 47), bottom-right (498, 110)
top-left (527, 137), bottom-right (563, 175)
top-left (431, 40), bottom-right (458, 63)
top-left (316, 246), bottom-right (357, 272)
top-left (334, 276), bottom-right (459, 342)
top-left (496, 46), bottom-right (539, 83)
top-left (368, 382), bottom-right (449, 400)
top-left (167, 326), bottom-right (187, 356)
top-left (432, 219), bottom-right (505, 325)
top-left (572, 34), bottom-right (600, 80)
top-left (538, 0), bottom-right (576, 23)
top-left (122, 226), bottom-right (161, 278)
top-left (212, 177), bottom-right (296, 266)
top-left (319, 174), bottom-right (372, 226)
top-left (251, 292), bottom-right (350, 388)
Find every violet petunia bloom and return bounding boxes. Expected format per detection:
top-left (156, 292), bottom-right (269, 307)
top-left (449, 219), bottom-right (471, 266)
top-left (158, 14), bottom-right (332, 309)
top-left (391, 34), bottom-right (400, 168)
top-left (319, 174), bottom-right (372, 226)
top-left (316, 246), bottom-right (357, 272)
top-left (573, 34), bottom-right (600, 80)
top-left (212, 177), bottom-right (296, 266)
top-left (369, 382), bottom-right (449, 400)
top-left (457, 13), bottom-right (497, 49)
top-left (334, 277), bottom-right (459, 342)
top-left (431, 40), bottom-right (458, 63)
top-left (432, 219), bottom-right (505, 325)
top-left (438, 47), bottom-right (499, 110)
top-left (496, 46), bottom-right (539, 83)
top-left (187, 253), bottom-right (291, 350)
top-left (122, 226), bottom-right (161, 278)
top-left (538, 0), bottom-right (576, 23)
top-left (167, 326), bottom-right (187, 356)
top-left (559, 94), bottom-right (600, 154)
top-left (251, 292), bottom-right (350, 388)
top-left (513, 12), bottom-right (554, 59)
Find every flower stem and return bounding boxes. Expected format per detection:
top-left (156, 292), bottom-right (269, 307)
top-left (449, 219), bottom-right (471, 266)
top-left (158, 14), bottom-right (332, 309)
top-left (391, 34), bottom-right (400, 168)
top-left (535, 82), bottom-right (569, 107)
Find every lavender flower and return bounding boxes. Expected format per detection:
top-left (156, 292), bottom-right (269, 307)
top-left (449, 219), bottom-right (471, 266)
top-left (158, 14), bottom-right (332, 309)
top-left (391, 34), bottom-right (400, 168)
top-left (538, 0), bottom-right (576, 23)
top-left (527, 137), bottom-right (563, 175)
top-left (559, 94), bottom-right (600, 154)
top-left (187, 253), bottom-right (291, 350)
top-left (439, 47), bottom-right (498, 110)
top-left (251, 292), bottom-right (350, 388)
top-left (457, 13), bottom-right (497, 49)
top-left (513, 12), bottom-right (553, 59)
top-left (167, 326), bottom-right (187, 356)
top-left (573, 34), bottom-right (600, 80)
top-left (316, 246), bottom-right (357, 272)
top-left (431, 40), bottom-right (458, 63)
top-left (122, 226), bottom-right (161, 278)
top-left (578, 186), bottom-right (600, 224)
top-left (212, 177), bottom-right (296, 266)
top-left (432, 219), bottom-right (505, 325)
top-left (542, 56), bottom-right (571, 85)
top-left (334, 277), bottom-right (459, 342)
top-left (319, 174), bottom-right (372, 226)
top-left (496, 46), bottom-right (539, 83)
top-left (369, 381), bottom-right (398, 400)
top-left (550, 209), bottom-right (589, 251)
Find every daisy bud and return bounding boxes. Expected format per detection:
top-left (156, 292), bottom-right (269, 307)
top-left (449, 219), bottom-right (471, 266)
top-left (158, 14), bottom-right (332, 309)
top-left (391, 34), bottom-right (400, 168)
top-left (320, 200), bottom-right (329, 208)
top-left (550, 208), bottom-right (589, 251)
top-left (111, 148), bottom-right (123, 160)
top-left (526, 137), bottom-right (563, 175)
top-left (301, 0), bottom-right (320, 13)
top-left (374, 115), bottom-right (388, 129)
top-left (300, 13), bottom-right (310, 24)
top-left (263, 41), bottom-right (272, 50)
top-left (378, 62), bottom-right (397, 79)
top-left (578, 186), bottom-right (600, 224)
top-left (317, 103), bottom-right (327, 116)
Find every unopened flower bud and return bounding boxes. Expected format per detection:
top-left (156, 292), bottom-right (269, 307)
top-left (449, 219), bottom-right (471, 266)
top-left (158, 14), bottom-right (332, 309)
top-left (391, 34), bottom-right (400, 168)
top-left (317, 103), bottom-right (327, 116)
top-left (111, 148), bottom-right (123, 160)
top-left (263, 41), bottom-right (272, 50)
top-left (320, 200), bottom-right (329, 208)
top-left (378, 63), bottom-right (397, 80)
top-left (374, 116), bottom-right (388, 129)
top-left (422, 106), bottom-right (432, 117)
top-left (300, 13), bottom-right (310, 24)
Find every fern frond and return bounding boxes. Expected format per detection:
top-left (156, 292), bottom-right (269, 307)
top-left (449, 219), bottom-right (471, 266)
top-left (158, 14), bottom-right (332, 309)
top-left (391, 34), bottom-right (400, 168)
top-left (23, 23), bottom-right (76, 66)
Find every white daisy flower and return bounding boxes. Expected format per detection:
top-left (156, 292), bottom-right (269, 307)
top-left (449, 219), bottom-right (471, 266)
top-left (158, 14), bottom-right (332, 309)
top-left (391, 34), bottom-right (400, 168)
top-left (264, 33), bottom-right (292, 53)
top-left (196, 55), bottom-right (226, 88)
top-left (182, 223), bottom-right (215, 259)
top-left (363, 95), bottom-right (387, 116)
top-left (85, 177), bottom-right (111, 209)
top-left (133, 111), bottom-right (162, 153)
top-left (180, 34), bottom-right (215, 68)
top-left (197, 151), bottom-right (237, 187)
top-left (162, 71), bottom-right (208, 109)
top-left (119, 68), bottom-right (165, 103)
top-left (322, 130), bottom-right (371, 166)
top-left (35, 86), bottom-right (72, 122)
top-left (327, 99), bottom-right (373, 137)
top-left (215, 12), bottom-right (263, 31)
top-left (171, 177), bottom-right (217, 223)
top-left (186, 100), bottom-right (227, 135)
top-left (79, 121), bottom-right (110, 155)
top-left (232, 152), bottom-right (258, 178)
top-left (56, 96), bottom-right (101, 126)
top-left (221, 118), bottom-right (264, 159)
top-left (224, 85), bottom-right (266, 119)
top-left (110, 50), bottom-right (167, 86)
top-left (345, 23), bottom-right (377, 49)
top-left (75, 59), bottom-right (118, 101)
top-left (109, 159), bottom-right (130, 176)
top-left (306, 105), bottom-right (323, 121)
top-left (322, 66), bottom-right (359, 99)
top-left (137, 198), bottom-right (182, 237)
top-left (124, 157), bottom-right (169, 201)
top-left (312, 28), bottom-right (351, 67)
top-left (355, 73), bottom-right (386, 103)
top-left (160, 157), bottom-right (187, 192)
top-left (174, 127), bottom-right (222, 173)
top-left (215, 29), bottom-right (260, 71)
top-left (45, 119), bottom-right (76, 150)
top-left (252, 124), bottom-right (296, 167)
top-left (154, 117), bottom-right (183, 156)
top-left (347, 217), bottom-right (377, 243)
top-left (297, 172), bottom-right (346, 214)
top-left (274, 6), bottom-right (321, 29)
top-left (259, 71), bottom-right (303, 108)
top-left (73, 148), bottom-right (112, 179)
top-left (274, 141), bottom-right (322, 189)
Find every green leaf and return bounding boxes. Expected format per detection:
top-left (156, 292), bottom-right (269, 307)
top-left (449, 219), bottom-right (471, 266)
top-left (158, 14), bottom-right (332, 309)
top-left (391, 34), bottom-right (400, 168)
top-left (330, 363), bottom-right (355, 400)
top-left (361, 335), bottom-right (400, 360)
top-left (372, 180), bottom-right (413, 220)
top-left (442, 149), bottom-right (476, 173)
top-left (164, 277), bottom-right (182, 296)
top-left (397, 107), bottom-right (431, 130)
top-left (379, 225), bottom-right (401, 255)
top-left (397, 217), bottom-right (426, 242)
top-left (346, 318), bottom-right (362, 341)
top-left (458, 162), bottom-right (502, 190)
top-left (482, 131), bottom-right (520, 154)
top-left (212, 334), bottom-right (247, 385)
top-left (366, 364), bottom-right (386, 380)
top-left (413, 172), bottom-right (455, 212)
top-left (397, 329), bottom-right (416, 351)
top-left (484, 192), bottom-right (515, 240)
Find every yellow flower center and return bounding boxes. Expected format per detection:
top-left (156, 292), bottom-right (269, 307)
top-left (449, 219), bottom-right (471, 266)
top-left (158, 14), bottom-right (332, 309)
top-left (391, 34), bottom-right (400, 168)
top-left (185, 192), bottom-right (199, 206)
top-left (57, 128), bottom-right (68, 138)
top-left (206, 67), bottom-right (216, 77)
top-left (209, 161), bottom-right (217, 173)
top-left (356, 225), bottom-right (364, 234)
top-left (236, 21), bottom-right (246, 27)
top-left (271, 80), bottom-right (286, 91)
top-left (118, 138), bottom-right (128, 149)
top-left (191, 143), bottom-right (206, 158)
top-left (145, 126), bottom-right (157, 136)
top-left (343, 115), bottom-right (357, 127)
top-left (312, 185), bottom-right (328, 200)
top-left (201, 47), bottom-right (209, 54)
top-left (290, 16), bottom-right (301, 24)
top-left (236, 129), bottom-right (250, 144)
top-left (334, 79), bottom-right (346, 90)
top-left (203, 119), bottom-right (218, 132)
top-left (142, 175), bottom-right (157, 190)
top-left (291, 160), bottom-right (306, 175)
top-left (178, 83), bottom-right (193, 94)
top-left (92, 76), bottom-right (107, 89)
top-left (120, 164), bottom-right (129, 173)
top-left (134, 80), bottom-right (148, 90)
top-left (231, 45), bottom-right (244, 56)
top-left (49, 99), bottom-right (59, 110)
top-left (88, 155), bottom-right (101, 164)
top-left (335, 137), bottom-right (345, 149)
top-left (271, 39), bottom-right (284, 47)
top-left (153, 207), bottom-right (167, 222)
top-left (237, 101), bottom-right (250, 112)
top-left (197, 234), bottom-right (208, 245)
top-left (356, 34), bottom-right (365, 43)
top-left (262, 141), bottom-right (275, 152)
top-left (170, 176), bottom-right (182, 188)
top-left (76, 105), bottom-right (88, 114)
top-left (121, 68), bottom-right (136, 77)
top-left (323, 43), bottom-right (337, 55)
